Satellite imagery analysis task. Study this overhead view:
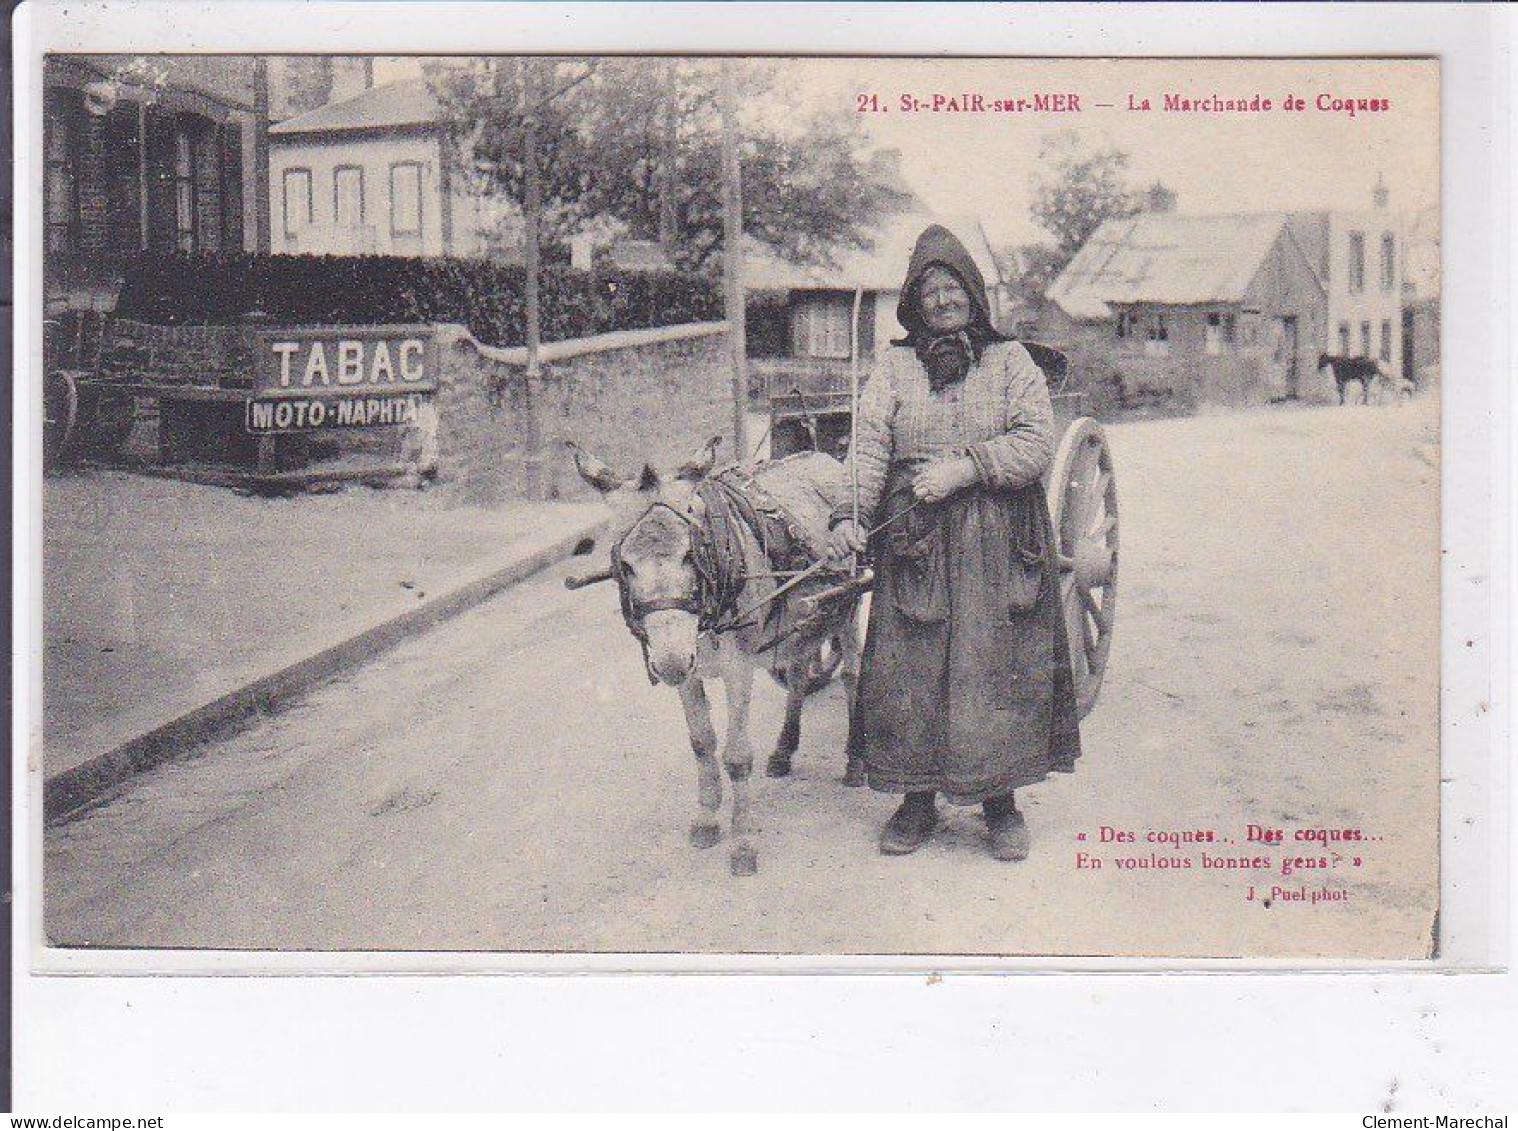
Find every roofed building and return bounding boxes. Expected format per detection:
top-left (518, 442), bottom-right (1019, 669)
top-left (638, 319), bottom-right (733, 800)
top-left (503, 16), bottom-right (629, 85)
top-left (1040, 210), bottom-right (1332, 406)
top-left (43, 55), bottom-right (269, 311)
top-left (268, 77), bottom-right (519, 257)
top-left (744, 212), bottom-right (1003, 403)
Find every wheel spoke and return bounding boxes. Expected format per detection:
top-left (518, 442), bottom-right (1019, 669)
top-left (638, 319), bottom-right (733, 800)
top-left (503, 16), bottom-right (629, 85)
top-left (1093, 470), bottom-right (1112, 503)
top-left (1080, 585), bottom-right (1100, 617)
top-left (1081, 608), bottom-right (1099, 663)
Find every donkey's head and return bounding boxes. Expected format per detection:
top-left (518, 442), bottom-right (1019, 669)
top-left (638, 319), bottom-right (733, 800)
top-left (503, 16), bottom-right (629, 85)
top-left (570, 436), bottom-right (722, 685)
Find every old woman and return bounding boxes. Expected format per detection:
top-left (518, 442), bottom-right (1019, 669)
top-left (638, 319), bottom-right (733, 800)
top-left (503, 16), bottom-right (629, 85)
top-left (828, 224), bottom-right (1082, 860)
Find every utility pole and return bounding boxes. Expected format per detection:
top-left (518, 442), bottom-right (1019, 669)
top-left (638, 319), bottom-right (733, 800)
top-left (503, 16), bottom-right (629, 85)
top-left (521, 57), bottom-right (545, 497)
top-left (251, 57), bottom-right (271, 253)
top-left (719, 61), bottom-right (749, 459)
top-left (657, 60), bottom-right (679, 252)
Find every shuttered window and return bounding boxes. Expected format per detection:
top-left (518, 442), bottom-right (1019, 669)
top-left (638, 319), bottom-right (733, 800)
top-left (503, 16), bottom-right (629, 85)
top-left (334, 165), bottom-right (365, 226)
top-left (1348, 231), bottom-right (1366, 294)
top-left (173, 125), bottom-right (197, 252)
top-left (390, 162), bottom-right (423, 237)
top-left (45, 90), bottom-right (81, 255)
top-left (282, 168), bottom-right (313, 238)
top-left (791, 294), bottom-right (853, 359)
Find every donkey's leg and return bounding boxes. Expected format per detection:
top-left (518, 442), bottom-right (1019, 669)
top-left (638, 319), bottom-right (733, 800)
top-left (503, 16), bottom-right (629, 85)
top-left (678, 676), bottom-right (723, 849)
top-left (839, 610), bottom-right (868, 787)
top-left (719, 646), bottom-right (759, 876)
top-left (766, 662), bottom-right (807, 778)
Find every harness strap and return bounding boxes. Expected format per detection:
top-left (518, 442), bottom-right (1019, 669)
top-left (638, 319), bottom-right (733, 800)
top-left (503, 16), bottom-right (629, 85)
top-left (609, 464), bottom-right (831, 668)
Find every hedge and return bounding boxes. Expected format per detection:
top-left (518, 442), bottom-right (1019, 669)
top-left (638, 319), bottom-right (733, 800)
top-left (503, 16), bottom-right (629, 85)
top-left (113, 253), bottom-right (724, 347)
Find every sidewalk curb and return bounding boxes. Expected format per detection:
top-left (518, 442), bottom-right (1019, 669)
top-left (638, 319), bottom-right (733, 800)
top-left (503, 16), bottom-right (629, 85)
top-left (44, 517), bottom-right (608, 822)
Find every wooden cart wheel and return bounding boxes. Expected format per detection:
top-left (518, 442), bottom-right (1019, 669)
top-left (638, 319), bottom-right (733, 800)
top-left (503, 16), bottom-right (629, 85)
top-left (43, 370), bottom-right (81, 469)
top-left (1046, 416), bottom-right (1119, 719)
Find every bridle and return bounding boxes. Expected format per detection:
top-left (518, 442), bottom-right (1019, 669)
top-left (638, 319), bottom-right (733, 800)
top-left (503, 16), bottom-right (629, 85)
top-left (609, 478), bottom-right (754, 682)
top-left (611, 500), bottom-right (716, 629)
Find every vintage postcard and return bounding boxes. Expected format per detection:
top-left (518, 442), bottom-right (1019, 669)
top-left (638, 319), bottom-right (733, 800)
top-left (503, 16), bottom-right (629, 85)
top-left (30, 50), bottom-right (1448, 962)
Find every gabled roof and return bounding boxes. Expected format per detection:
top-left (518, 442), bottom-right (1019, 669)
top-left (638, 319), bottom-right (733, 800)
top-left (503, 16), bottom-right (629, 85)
top-left (1046, 212), bottom-right (1292, 321)
top-left (270, 78), bottom-right (441, 137)
top-left (744, 213), bottom-right (1001, 294)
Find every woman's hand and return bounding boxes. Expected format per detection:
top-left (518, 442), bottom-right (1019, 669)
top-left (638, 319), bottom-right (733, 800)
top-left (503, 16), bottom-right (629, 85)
top-left (828, 519), bottom-right (867, 562)
top-left (912, 456), bottom-right (978, 504)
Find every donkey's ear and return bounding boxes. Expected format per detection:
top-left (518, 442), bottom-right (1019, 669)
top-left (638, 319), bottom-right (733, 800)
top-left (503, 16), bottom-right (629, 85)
top-left (567, 440), bottom-right (625, 494)
top-left (676, 434), bottom-right (723, 480)
top-left (637, 463), bottom-right (661, 492)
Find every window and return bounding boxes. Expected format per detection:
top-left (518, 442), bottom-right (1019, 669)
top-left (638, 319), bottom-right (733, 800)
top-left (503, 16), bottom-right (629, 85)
top-left (334, 165), bottom-right (365, 226)
top-left (1143, 311), bottom-right (1170, 356)
top-left (282, 167), bottom-right (313, 238)
top-left (791, 294), bottom-right (853, 359)
top-left (44, 90), bottom-right (81, 255)
top-left (1115, 310), bottom-right (1137, 340)
top-left (1380, 320), bottom-right (1393, 363)
top-left (1338, 322), bottom-right (1351, 356)
top-left (389, 162), bottom-right (423, 237)
top-left (174, 124), bottom-right (197, 252)
top-left (1348, 231), bottom-right (1366, 294)
top-left (1360, 321), bottom-right (1372, 358)
top-left (1204, 311), bottom-right (1238, 355)
top-left (1381, 232), bottom-right (1396, 292)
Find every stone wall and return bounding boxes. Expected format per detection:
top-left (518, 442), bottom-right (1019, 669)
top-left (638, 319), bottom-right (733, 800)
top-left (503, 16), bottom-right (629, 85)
top-left (430, 322), bottom-right (734, 503)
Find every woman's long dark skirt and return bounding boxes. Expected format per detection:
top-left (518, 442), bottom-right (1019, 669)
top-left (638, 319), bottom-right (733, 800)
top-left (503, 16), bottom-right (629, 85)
top-left (848, 479), bottom-right (1082, 804)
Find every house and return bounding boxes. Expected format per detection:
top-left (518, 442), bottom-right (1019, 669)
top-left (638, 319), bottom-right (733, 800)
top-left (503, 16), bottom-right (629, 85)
top-left (268, 77), bottom-right (517, 257)
top-left (1041, 210), bottom-right (1328, 406)
top-left (1400, 204), bottom-right (1440, 384)
top-left (743, 213), bottom-right (1003, 403)
top-left (1039, 183), bottom-right (1411, 406)
top-left (43, 55), bottom-right (268, 310)
top-left (1285, 182), bottom-right (1407, 380)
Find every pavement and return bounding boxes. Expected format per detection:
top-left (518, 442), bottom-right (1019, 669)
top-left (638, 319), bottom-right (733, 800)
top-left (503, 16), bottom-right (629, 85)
top-left (43, 398), bottom-right (1442, 959)
top-left (41, 471), bottom-right (604, 814)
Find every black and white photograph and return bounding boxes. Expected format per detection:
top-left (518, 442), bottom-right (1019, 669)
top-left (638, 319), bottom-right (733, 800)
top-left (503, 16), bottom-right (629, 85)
top-left (29, 50), bottom-right (1448, 959)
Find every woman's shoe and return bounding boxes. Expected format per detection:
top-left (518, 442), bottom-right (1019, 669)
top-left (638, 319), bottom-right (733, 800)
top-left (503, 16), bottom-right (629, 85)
top-left (879, 791), bottom-right (937, 855)
top-left (985, 803), bottom-right (1030, 862)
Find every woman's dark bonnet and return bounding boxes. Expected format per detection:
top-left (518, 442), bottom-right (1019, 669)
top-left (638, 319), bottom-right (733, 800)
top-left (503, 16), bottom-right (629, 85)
top-left (895, 225), bottom-right (1007, 391)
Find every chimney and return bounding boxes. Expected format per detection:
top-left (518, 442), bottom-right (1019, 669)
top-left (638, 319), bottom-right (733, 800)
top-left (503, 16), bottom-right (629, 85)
top-left (1372, 172), bottom-right (1389, 210)
top-left (1145, 182), bottom-right (1177, 214)
top-left (330, 57), bottom-right (375, 104)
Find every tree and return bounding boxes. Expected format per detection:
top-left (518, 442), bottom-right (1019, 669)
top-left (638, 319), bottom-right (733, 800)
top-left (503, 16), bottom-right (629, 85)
top-left (1017, 131), bottom-right (1168, 299)
top-left (1004, 243), bottom-right (1070, 305)
top-left (1030, 131), bottom-right (1145, 257)
top-left (427, 58), bottom-right (899, 271)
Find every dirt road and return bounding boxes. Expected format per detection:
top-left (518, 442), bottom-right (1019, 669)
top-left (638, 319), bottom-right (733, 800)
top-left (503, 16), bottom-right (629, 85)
top-left (44, 399), bottom-right (1441, 959)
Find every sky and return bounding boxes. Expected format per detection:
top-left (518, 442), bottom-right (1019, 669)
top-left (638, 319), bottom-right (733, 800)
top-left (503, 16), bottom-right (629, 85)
top-left (376, 55), bottom-right (1440, 250)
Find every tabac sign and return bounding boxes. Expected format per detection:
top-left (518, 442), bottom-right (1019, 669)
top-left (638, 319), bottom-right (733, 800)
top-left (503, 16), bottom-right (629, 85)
top-left (245, 325), bottom-right (440, 435)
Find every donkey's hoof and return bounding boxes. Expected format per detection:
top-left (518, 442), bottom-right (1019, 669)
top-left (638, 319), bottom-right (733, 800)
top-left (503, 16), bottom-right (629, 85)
top-left (729, 845), bottom-right (759, 876)
top-left (843, 760), bottom-right (868, 787)
top-left (766, 753), bottom-right (793, 778)
top-left (689, 821), bottom-right (722, 849)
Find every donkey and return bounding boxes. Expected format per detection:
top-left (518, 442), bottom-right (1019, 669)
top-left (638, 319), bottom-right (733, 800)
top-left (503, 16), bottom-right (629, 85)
top-left (570, 437), bottom-right (865, 876)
